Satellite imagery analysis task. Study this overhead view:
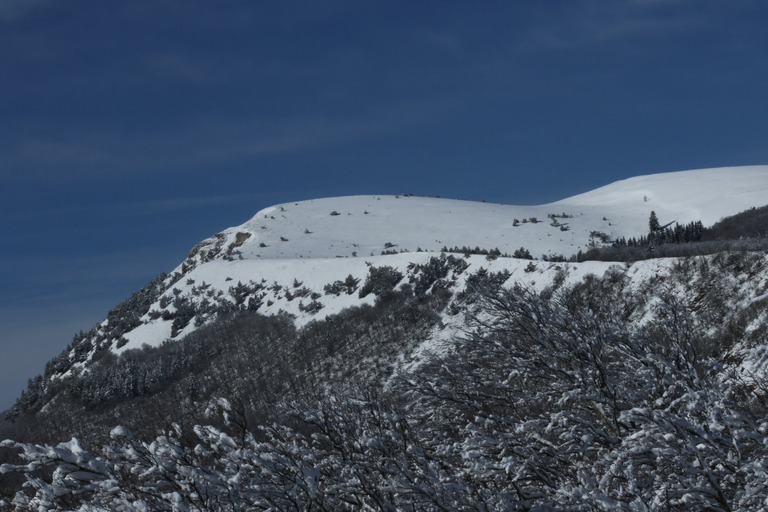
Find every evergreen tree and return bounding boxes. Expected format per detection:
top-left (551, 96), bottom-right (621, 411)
top-left (649, 210), bottom-right (661, 233)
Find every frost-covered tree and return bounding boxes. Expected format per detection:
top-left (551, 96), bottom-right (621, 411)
top-left (3, 277), bottom-right (768, 510)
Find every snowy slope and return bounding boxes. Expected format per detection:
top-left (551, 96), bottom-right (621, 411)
top-left (181, 166), bottom-right (768, 269)
top-left (51, 166), bottom-right (768, 371)
top-left (552, 165), bottom-right (768, 233)
top-left (117, 254), bottom-right (615, 353)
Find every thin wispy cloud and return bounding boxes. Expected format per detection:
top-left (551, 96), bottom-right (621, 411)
top-left (514, 2), bottom-right (707, 52)
top-left (3, 95), bottom-right (461, 182)
top-left (0, 0), bottom-right (49, 21)
top-left (145, 53), bottom-right (231, 84)
top-left (3, 124), bottom-right (346, 180)
top-left (0, 247), bottom-right (174, 297)
top-left (116, 193), bottom-right (270, 216)
top-left (0, 192), bottom-right (270, 223)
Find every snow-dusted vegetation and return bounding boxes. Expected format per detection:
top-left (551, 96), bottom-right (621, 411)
top-left (3, 269), bottom-right (768, 510)
top-left (3, 167), bottom-right (768, 510)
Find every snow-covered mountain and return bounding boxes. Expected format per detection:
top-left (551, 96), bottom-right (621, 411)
top-left (36, 165), bottom-right (768, 361)
top-left (4, 166), bottom-right (768, 510)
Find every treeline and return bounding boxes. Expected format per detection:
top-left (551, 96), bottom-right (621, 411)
top-left (703, 203), bottom-right (768, 241)
top-left (577, 237), bottom-right (768, 263)
top-left (8, 273), bottom-right (171, 417)
top-left (611, 219), bottom-right (704, 248)
top-left (579, 204), bottom-right (768, 262)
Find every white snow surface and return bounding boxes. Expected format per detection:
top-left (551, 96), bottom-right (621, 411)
top-left (187, 165), bottom-right (768, 265)
top-left (73, 167), bottom-right (768, 371)
top-left (552, 165), bottom-right (768, 227)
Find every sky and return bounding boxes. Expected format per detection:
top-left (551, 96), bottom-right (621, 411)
top-left (1, 0), bottom-right (768, 412)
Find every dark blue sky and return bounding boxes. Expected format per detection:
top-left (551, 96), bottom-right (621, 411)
top-left (2, 0), bottom-right (767, 411)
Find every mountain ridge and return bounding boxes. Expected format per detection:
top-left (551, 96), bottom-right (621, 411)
top-left (6, 165), bottom-right (768, 417)
top-left (4, 166), bottom-right (768, 509)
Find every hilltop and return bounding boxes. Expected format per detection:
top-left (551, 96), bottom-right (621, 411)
top-left (2, 166), bottom-right (768, 510)
top-left (176, 165), bottom-right (768, 263)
